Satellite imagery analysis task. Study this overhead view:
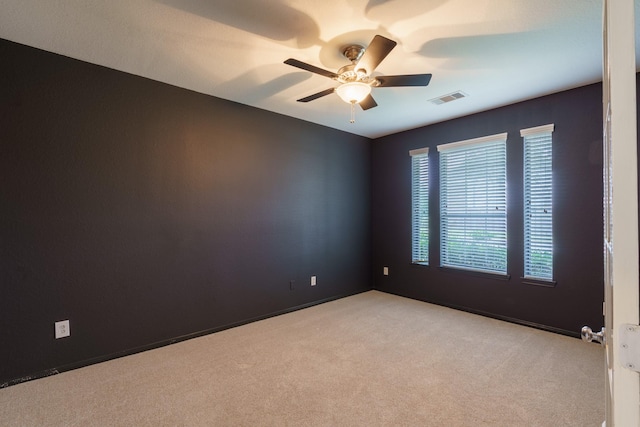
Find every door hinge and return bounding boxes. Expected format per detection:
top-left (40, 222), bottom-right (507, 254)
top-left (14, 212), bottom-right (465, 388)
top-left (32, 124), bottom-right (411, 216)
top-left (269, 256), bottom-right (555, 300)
top-left (620, 324), bottom-right (640, 372)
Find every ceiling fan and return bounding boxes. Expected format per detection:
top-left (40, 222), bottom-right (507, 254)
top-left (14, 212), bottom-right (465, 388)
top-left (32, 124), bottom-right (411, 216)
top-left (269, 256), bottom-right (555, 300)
top-left (284, 35), bottom-right (432, 122)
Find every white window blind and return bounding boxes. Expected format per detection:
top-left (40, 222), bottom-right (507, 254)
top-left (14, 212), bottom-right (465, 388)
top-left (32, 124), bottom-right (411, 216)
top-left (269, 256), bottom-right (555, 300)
top-left (438, 133), bottom-right (507, 274)
top-left (410, 147), bottom-right (429, 264)
top-left (522, 124), bottom-right (554, 280)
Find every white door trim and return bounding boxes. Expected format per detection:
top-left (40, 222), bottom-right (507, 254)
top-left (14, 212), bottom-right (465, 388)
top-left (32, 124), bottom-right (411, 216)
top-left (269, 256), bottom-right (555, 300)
top-left (606, 0), bottom-right (640, 425)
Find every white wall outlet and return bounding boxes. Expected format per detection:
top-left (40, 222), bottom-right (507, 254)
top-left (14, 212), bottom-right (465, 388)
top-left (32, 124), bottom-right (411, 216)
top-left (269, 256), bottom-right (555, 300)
top-left (55, 320), bottom-right (70, 339)
top-left (383, 267), bottom-right (389, 276)
top-left (311, 275), bottom-right (317, 286)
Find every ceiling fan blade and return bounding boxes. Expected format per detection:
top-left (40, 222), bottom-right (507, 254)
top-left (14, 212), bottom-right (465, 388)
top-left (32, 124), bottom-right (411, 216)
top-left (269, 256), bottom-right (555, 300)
top-left (359, 94), bottom-right (378, 110)
top-left (376, 74), bottom-right (432, 87)
top-left (284, 58), bottom-right (339, 79)
top-left (356, 35), bottom-right (397, 75)
top-left (296, 88), bottom-right (335, 102)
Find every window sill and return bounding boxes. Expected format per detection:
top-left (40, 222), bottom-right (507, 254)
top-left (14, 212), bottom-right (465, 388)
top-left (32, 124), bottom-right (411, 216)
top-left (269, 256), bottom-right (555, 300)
top-left (439, 266), bottom-right (510, 281)
top-left (521, 277), bottom-right (557, 288)
top-left (411, 262), bottom-right (429, 268)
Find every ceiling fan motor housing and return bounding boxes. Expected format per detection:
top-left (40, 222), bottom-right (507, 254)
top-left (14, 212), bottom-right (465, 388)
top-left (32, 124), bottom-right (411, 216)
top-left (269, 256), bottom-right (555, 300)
top-left (339, 45), bottom-right (377, 85)
top-left (337, 64), bottom-right (370, 83)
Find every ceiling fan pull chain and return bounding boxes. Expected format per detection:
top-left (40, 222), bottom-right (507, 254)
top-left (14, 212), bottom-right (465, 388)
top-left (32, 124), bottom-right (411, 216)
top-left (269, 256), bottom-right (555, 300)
top-left (350, 101), bottom-right (356, 123)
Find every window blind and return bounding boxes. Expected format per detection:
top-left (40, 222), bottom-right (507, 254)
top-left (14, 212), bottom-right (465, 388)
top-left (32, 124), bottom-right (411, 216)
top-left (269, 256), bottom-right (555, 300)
top-left (522, 124), bottom-right (554, 280)
top-left (410, 147), bottom-right (429, 264)
top-left (438, 134), bottom-right (507, 274)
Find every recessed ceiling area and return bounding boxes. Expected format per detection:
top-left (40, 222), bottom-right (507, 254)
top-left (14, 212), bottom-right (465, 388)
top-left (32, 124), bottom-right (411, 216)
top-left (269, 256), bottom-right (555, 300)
top-left (0, 0), bottom-right (637, 138)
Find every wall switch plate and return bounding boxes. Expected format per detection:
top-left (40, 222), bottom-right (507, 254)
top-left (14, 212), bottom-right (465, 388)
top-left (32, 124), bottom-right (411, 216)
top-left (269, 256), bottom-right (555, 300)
top-left (289, 280), bottom-right (295, 290)
top-left (55, 320), bottom-right (70, 339)
top-left (383, 267), bottom-right (389, 276)
top-left (311, 276), bottom-right (316, 286)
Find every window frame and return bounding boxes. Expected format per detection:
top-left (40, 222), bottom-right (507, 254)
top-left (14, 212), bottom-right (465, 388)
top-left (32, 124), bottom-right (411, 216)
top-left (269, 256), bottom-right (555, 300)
top-left (437, 133), bottom-right (508, 275)
top-left (521, 124), bottom-right (555, 283)
top-left (410, 147), bottom-right (430, 265)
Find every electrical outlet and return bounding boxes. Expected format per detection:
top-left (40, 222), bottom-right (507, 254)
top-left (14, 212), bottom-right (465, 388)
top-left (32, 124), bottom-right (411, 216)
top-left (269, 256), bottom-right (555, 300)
top-left (55, 320), bottom-right (70, 339)
top-left (383, 267), bottom-right (389, 276)
top-left (311, 276), bottom-right (316, 286)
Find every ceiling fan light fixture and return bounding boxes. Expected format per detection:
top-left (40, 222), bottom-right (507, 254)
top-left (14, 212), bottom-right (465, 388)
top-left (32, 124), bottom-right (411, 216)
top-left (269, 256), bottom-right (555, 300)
top-left (336, 82), bottom-right (371, 104)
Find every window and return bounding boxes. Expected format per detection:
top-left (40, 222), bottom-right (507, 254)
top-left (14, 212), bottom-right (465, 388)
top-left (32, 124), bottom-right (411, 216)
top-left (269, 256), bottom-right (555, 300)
top-left (522, 124), bottom-right (554, 280)
top-left (438, 133), bottom-right (508, 274)
top-left (410, 147), bottom-right (429, 264)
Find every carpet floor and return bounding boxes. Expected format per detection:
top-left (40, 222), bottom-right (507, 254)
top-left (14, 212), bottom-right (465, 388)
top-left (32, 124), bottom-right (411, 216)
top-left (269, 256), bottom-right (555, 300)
top-left (0, 290), bottom-right (604, 426)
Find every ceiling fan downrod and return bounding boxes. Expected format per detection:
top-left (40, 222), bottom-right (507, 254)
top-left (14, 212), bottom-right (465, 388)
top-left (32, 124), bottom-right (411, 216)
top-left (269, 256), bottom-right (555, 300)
top-left (342, 44), bottom-right (365, 63)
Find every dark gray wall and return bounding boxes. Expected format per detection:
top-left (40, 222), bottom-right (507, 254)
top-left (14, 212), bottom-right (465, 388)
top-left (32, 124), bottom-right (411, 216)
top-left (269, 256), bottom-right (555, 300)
top-left (0, 35), bottom-right (613, 386)
top-left (372, 84), bottom-right (604, 335)
top-left (0, 39), bottom-right (372, 385)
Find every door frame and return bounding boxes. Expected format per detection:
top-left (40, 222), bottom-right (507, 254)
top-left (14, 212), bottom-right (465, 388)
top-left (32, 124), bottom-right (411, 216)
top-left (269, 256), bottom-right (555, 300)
top-left (604, 0), bottom-right (640, 425)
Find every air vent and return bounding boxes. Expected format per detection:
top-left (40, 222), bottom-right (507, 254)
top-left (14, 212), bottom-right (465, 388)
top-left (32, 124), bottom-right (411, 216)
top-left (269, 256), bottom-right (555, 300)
top-left (429, 91), bottom-right (468, 105)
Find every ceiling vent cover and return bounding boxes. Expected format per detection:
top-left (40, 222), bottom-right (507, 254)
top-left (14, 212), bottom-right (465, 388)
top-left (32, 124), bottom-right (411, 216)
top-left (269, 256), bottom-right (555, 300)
top-left (430, 91), bottom-right (468, 105)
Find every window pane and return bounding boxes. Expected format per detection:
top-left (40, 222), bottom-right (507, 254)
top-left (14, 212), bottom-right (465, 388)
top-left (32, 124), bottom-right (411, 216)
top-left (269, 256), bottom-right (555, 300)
top-left (439, 139), bottom-right (507, 274)
top-left (523, 131), bottom-right (553, 280)
top-left (411, 151), bottom-right (429, 264)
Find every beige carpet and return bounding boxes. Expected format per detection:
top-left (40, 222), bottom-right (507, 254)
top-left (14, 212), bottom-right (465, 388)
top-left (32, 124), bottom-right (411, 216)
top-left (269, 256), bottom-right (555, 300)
top-left (0, 290), bottom-right (604, 426)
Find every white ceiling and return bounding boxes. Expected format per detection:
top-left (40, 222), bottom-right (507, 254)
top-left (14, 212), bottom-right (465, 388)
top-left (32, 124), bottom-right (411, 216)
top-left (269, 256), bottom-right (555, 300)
top-left (0, 0), bottom-right (637, 138)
